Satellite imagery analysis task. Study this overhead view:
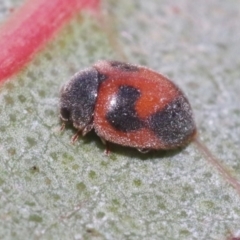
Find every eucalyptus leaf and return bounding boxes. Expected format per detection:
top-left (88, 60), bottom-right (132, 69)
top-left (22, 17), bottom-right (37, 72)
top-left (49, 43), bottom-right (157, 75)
top-left (0, 0), bottom-right (240, 239)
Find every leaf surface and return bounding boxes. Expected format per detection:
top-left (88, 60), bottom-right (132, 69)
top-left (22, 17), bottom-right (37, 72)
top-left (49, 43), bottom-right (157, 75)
top-left (0, 0), bottom-right (240, 239)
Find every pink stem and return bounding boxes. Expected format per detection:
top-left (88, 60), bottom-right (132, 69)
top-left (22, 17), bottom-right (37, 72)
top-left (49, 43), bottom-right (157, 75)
top-left (0, 0), bottom-right (100, 82)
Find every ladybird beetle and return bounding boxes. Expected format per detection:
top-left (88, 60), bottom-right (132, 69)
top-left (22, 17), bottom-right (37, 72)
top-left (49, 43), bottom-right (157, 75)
top-left (59, 60), bottom-right (196, 152)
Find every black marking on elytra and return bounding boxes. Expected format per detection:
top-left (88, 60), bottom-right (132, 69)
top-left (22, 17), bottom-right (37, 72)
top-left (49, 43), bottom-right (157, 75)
top-left (147, 95), bottom-right (195, 146)
top-left (106, 85), bottom-right (143, 132)
top-left (60, 68), bottom-right (100, 129)
top-left (109, 61), bottom-right (139, 72)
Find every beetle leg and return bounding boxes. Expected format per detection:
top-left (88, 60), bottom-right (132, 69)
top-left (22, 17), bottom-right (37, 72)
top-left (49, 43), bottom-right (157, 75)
top-left (82, 124), bottom-right (93, 136)
top-left (100, 137), bottom-right (106, 145)
top-left (137, 148), bottom-right (150, 154)
top-left (60, 122), bottom-right (65, 132)
top-left (104, 141), bottom-right (111, 156)
top-left (71, 129), bottom-right (82, 144)
top-left (100, 137), bottom-right (110, 155)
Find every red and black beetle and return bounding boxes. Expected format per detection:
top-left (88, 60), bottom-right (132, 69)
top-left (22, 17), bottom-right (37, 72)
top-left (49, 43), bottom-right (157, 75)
top-left (59, 60), bottom-right (196, 152)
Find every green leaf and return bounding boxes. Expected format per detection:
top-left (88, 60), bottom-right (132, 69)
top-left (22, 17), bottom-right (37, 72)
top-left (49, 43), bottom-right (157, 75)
top-left (0, 0), bottom-right (240, 239)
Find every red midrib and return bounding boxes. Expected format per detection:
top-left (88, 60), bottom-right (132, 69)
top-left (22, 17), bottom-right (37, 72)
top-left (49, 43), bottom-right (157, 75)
top-left (0, 0), bottom-right (100, 82)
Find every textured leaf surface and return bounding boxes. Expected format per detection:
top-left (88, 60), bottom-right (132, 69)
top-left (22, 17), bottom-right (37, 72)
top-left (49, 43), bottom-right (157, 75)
top-left (0, 0), bottom-right (240, 239)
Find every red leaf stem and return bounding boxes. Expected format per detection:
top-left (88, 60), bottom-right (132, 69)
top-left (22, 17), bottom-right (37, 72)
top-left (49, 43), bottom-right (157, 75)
top-left (0, 0), bottom-right (100, 82)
